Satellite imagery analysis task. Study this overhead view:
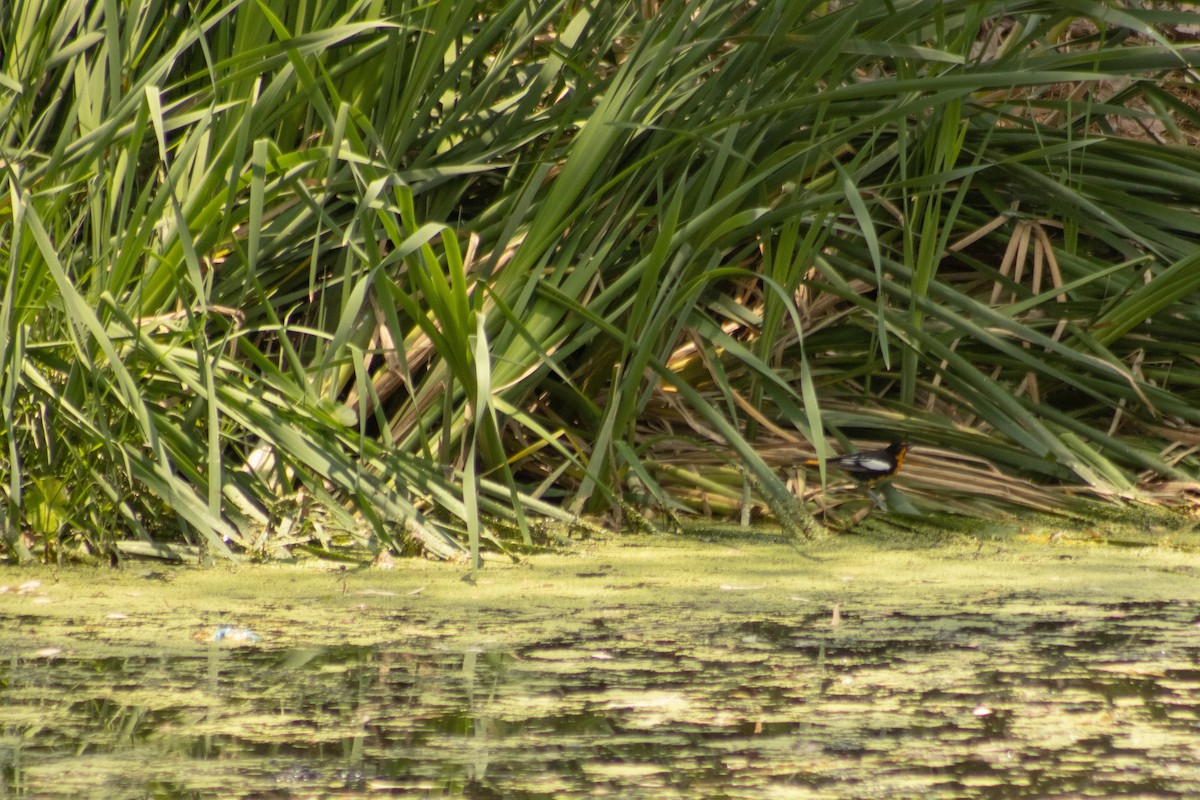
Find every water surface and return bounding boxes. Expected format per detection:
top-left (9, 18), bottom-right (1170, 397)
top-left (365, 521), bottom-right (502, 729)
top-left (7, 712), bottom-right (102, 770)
top-left (1, 522), bottom-right (1198, 798)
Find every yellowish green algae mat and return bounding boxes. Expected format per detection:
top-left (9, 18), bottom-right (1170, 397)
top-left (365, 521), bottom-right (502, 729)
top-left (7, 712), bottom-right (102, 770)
top-left (1, 521), bottom-right (1199, 799)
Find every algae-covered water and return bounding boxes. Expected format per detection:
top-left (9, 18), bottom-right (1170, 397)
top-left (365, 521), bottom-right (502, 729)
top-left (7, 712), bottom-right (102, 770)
top-left (1, 521), bottom-right (1199, 799)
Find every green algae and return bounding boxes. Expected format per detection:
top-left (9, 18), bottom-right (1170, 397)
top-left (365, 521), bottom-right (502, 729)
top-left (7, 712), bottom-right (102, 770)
top-left (1, 520), bottom-right (1199, 798)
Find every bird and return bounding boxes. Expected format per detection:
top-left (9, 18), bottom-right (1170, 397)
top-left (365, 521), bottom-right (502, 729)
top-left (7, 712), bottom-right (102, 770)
top-left (804, 441), bottom-right (909, 485)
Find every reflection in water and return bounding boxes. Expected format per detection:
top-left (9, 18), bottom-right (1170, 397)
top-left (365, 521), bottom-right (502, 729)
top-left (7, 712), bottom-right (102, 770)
top-left (1, 595), bottom-right (1199, 798)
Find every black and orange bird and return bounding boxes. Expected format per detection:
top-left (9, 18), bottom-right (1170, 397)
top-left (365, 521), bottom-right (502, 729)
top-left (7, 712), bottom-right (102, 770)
top-left (805, 442), bottom-right (908, 485)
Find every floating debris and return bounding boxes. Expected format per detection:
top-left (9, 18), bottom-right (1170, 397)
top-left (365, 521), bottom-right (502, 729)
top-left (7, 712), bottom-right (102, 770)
top-left (195, 625), bottom-right (261, 643)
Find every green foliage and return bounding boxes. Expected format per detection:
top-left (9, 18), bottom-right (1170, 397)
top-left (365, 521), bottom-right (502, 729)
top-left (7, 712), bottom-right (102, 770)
top-left (1, 1), bottom-right (1198, 562)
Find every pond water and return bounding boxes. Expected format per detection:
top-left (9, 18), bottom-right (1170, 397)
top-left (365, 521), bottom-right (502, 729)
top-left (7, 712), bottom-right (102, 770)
top-left (1, 521), bottom-right (1199, 798)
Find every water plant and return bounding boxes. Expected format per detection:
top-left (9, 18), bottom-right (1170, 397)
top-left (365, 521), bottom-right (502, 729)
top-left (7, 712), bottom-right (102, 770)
top-left (1, 1), bottom-right (1198, 563)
